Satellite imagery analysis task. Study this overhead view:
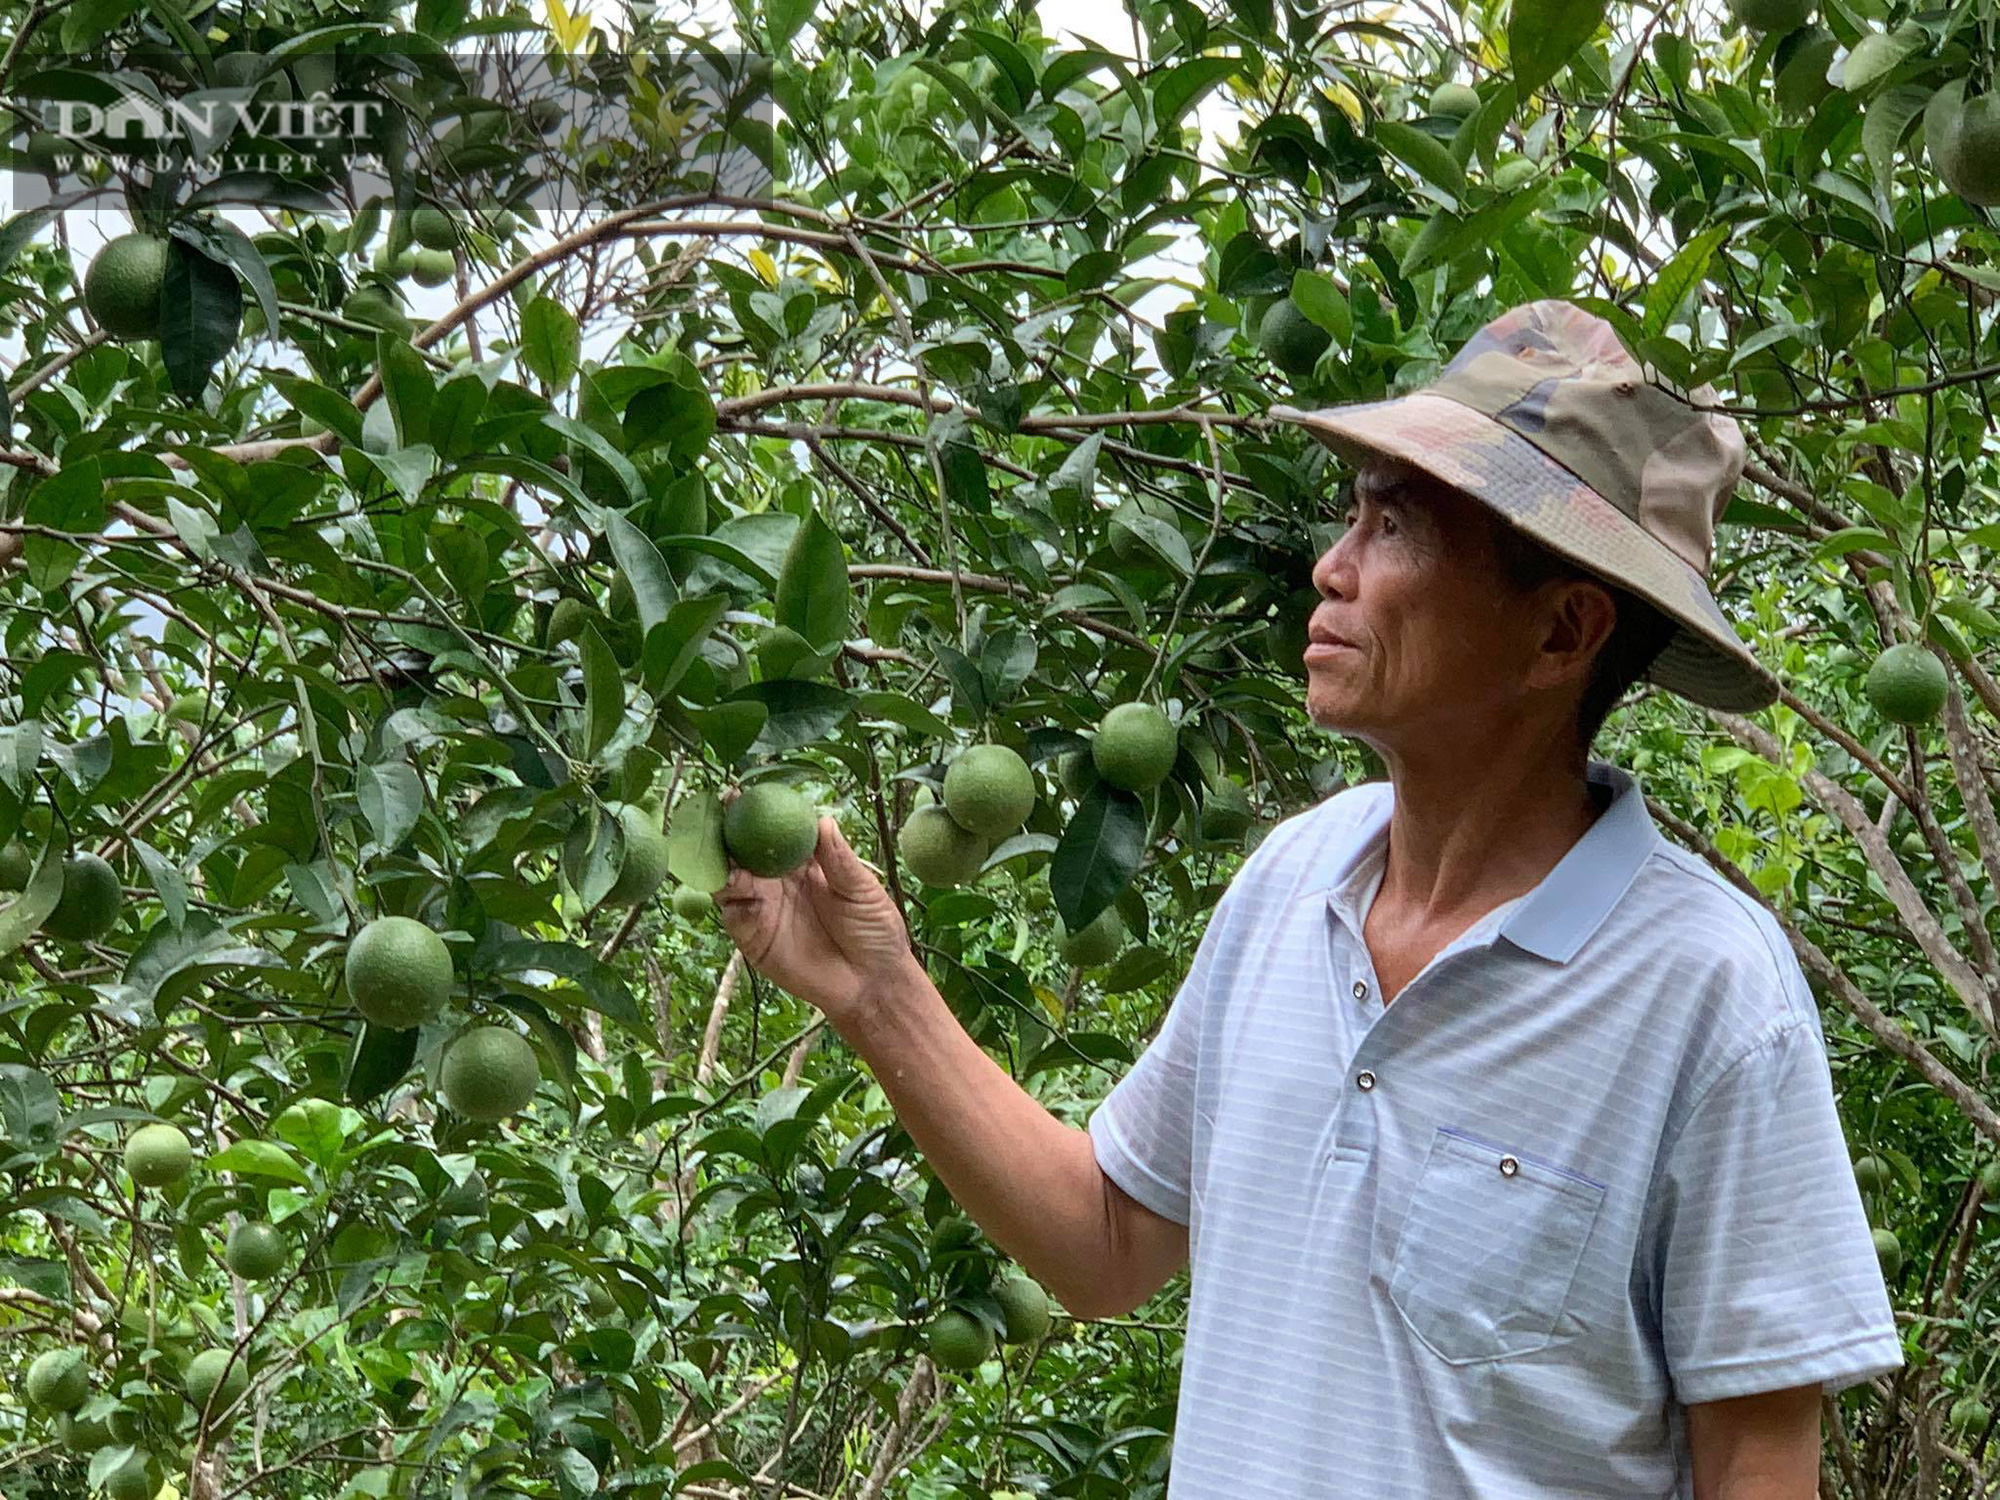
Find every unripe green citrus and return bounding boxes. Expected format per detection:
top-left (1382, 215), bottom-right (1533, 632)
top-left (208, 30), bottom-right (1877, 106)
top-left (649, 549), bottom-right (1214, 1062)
top-left (993, 1273), bottom-right (1051, 1343)
top-left (723, 783), bottom-right (820, 878)
top-left (1491, 157), bottom-right (1536, 191)
top-left (602, 802), bottom-right (670, 907)
top-left (124, 1122), bottom-right (192, 1188)
top-left (342, 285), bottom-right (409, 334)
top-left (942, 744), bottom-right (1036, 839)
top-left (42, 852), bottom-right (122, 943)
top-left (410, 206), bottom-right (456, 250)
top-left (1091, 703), bottom-right (1178, 793)
top-left (345, 916), bottom-right (453, 1030)
top-left (545, 596), bottom-right (589, 648)
top-left (410, 247), bottom-right (455, 287)
top-left (1949, 1395), bottom-right (1992, 1437)
top-left (54, 1403), bottom-right (138, 1451)
top-left (898, 805), bottom-right (988, 888)
top-left (214, 50), bottom-right (262, 87)
top-left (1853, 1154), bottom-right (1892, 1195)
top-left (1060, 907), bottom-right (1125, 969)
top-left (1864, 643), bottom-right (1947, 725)
top-left (224, 1221), bottom-right (287, 1280)
top-left (0, 839), bottom-right (31, 890)
top-left (1257, 298), bottom-right (1331, 380)
top-left (1429, 82), bottom-right (1481, 119)
top-left (440, 1026), bottom-right (540, 1120)
top-left (1936, 92), bottom-right (2000, 207)
top-left (83, 233), bottom-right (171, 341)
top-left (101, 1450), bottom-right (161, 1500)
top-left (1200, 779), bottom-right (1254, 842)
top-left (671, 885), bottom-right (714, 921)
top-left (1979, 1160), bottom-right (2000, 1197)
top-left (925, 1309), bottom-right (994, 1371)
top-left (1872, 1227), bottom-right (1903, 1278)
top-left (24, 1347), bottom-right (89, 1411)
top-left (182, 1348), bottom-right (248, 1416)
top-left (1726, 0), bottom-right (1812, 29)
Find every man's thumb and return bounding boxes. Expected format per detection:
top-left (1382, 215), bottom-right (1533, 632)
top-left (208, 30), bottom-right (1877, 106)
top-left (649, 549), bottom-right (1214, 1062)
top-left (815, 817), bottom-right (884, 893)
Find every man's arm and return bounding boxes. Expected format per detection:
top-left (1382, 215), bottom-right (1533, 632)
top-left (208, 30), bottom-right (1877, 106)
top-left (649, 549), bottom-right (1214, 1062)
top-left (1686, 1384), bottom-right (1822, 1500)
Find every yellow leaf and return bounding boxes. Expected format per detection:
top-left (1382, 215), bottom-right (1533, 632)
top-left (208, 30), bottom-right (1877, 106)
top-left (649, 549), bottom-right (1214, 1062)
top-left (747, 247), bottom-right (780, 286)
top-left (1319, 81), bottom-right (1363, 127)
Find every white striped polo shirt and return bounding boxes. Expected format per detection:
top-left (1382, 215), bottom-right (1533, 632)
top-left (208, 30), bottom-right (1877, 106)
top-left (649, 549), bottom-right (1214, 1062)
top-left (1088, 757), bottom-right (1902, 1499)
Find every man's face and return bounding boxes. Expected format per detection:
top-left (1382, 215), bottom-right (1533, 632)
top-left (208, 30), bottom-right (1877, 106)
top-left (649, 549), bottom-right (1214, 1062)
top-left (1302, 457), bottom-right (1548, 741)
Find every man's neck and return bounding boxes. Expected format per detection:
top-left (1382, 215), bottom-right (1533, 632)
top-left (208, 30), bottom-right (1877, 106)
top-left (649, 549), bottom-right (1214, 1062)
top-left (1371, 758), bottom-right (1608, 928)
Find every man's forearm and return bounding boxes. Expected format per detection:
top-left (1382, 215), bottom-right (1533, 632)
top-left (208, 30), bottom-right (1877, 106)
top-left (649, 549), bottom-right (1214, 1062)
top-left (835, 959), bottom-right (1118, 1314)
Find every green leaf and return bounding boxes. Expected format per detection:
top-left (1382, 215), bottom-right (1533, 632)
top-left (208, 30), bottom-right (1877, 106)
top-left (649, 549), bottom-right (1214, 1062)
top-left (376, 334), bottom-right (435, 450)
top-left (665, 789), bottom-right (727, 893)
top-left (642, 596), bottom-right (728, 697)
top-left (1153, 56), bottom-right (1243, 127)
top-left (271, 374), bottom-right (364, 447)
top-left (1642, 224), bottom-right (1730, 337)
top-left (603, 509), bottom-right (678, 631)
top-left (1372, 121), bottom-right (1465, 202)
top-left (1861, 84), bottom-right (1932, 206)
top-left (347, 1023), bottom-right (418, 1105)
top-left (159, 237), bottom-right (243, 402)
top-left (520, 295), bottom-right (580, 388)
top-left (578, 626), bottom-right (624, 759)
top-left (1510, 0), bottom-right (1610, 100)
top-left (0, 1064), bottom-right (60, 1161)
top-left (358, 759), bottom-right (423, 850)
top-left (1049, 782), bottom-right (1147, 932)
top-left (775, 511), bottom-right (849, 652)
top-left (488, 940), bottom-right (643, 1030)
top-left (1290, 270), bottom-right (1351, 344)
top-left (130, 839), bottom-right (188, 930)
top-left (1401, 182), bottom-right (1549, 275)
top-left (205, 1139), bottom-right (311, 1186)
top-left (765, 0), bottom-right (814, 48)
top-left (734, 680), bottom-right (853, 755)
top-left (0, 845), bottom-right (65, 958)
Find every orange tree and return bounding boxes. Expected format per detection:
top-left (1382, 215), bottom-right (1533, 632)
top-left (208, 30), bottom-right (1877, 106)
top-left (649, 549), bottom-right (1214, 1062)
top-left (0, 0), bottom-right (1997, 1495)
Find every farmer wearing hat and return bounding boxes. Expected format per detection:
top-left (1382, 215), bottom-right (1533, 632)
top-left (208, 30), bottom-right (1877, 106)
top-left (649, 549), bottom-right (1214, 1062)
top-left (717, 300), bottom-right (1902, 1497)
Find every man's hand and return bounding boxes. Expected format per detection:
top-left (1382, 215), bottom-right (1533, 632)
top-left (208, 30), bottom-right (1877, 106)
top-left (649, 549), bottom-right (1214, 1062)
top-left (715, 816), bottom-right (923, 1027)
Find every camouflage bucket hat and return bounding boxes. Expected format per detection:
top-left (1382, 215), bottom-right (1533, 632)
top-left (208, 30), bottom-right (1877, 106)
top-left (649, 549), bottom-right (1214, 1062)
top-left (1268, 299), bottom-right (1780, 714)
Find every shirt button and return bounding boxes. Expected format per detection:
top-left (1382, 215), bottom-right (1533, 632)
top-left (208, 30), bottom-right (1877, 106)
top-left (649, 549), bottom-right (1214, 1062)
top-left (1356, 1070), bottom-right (1376, 1091)
top-left (1499, 1156), bottom-right (1519, 1177)
top-left (1352, 980), bottom-right (1368, 1000)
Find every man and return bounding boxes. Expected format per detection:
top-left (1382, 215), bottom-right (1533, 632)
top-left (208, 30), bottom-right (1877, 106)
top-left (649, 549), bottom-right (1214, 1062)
top-left (716, 301), bottom-right (1902, 1498)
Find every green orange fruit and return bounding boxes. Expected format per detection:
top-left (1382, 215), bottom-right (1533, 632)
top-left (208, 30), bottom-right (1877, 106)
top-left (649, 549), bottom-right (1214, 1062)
top-left (1200, 779), bottom-right (1255, 843)
top-left (410, 247), bottom-right (456, 287)
top-left (345, 916), bottom-right (453, 1030)
top-left (24, 1348), bottom-right (89, 1411)
top-left (42, 852), bottom-right (121, 943)
top-left (1727, 0), bottom-right (1811, 29)
top-left (83, 233), bottom-right (171, 341)
top-left (942, 744), bottom-right (1036, 839)
top-left (925, 1308), bottom-right (994, 1371)
top-left (0, 839), bottom-right (31, 890)
top-left (671, 885), bottom-right (714, 921)
top-left (1060, 907), bottom-right (1125, 969)
top-left (1853, 1154), bottom-right (1892, 1194)
top-left (1864, 643), bottom-right (1947, 725)
top-left (124, 1122), bottom-right (192, 1187)
top-left (723, 783), bottom-right (820, 878)
top-left (898, 805), bottom-right (987, 888)
top-left (440, 1026), bottom-right (540, 1120)
top-left (1091, 703), bottom-right (1178, 794)
top-left (993, 1273), bottom-right (1052, 1343)
top-left (1872, 1227), bottom-right (1903, 1278)
top-left (224, 1222), bottom-right (287, 1280)
top-left (410, 206), bottom-right (456, 250)
top-left (1429, 82), bottom-right (1481, 119)
top-left (182, 1348), bottom-right (248, 1417)
top-left (1257, 298), bottom-right (1331, 380)
top-left (602, 802), bottom-right (670, 908)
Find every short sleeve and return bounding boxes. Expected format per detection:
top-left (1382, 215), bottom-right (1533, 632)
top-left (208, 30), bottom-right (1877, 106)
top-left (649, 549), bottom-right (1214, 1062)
top-left (1653, 1021), bottom-right (1905, 1405)
top-left (1085, 900), bottom-right (1229, 1228)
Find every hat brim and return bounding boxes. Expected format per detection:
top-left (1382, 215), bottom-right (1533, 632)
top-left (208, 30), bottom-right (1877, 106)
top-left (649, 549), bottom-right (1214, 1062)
top-left (1269, 394), bottom-right (1780, 715)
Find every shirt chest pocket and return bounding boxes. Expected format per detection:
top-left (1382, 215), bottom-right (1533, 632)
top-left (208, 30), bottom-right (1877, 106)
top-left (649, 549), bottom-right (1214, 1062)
top-left (1384, 1126), bottom-right (1607, 1365)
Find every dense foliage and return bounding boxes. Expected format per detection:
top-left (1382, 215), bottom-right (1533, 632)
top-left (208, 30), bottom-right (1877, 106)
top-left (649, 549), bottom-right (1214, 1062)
top-left (0, 0), bottom-right (1998, 1495)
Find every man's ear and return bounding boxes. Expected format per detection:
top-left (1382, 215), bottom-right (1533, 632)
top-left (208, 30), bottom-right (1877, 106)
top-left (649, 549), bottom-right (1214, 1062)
top-left (1528, 577), bottom-right (1619, 690)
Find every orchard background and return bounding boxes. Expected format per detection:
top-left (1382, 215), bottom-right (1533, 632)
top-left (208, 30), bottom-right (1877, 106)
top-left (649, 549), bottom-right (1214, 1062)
top-left (1, 0), bottom-right (1999, 1495)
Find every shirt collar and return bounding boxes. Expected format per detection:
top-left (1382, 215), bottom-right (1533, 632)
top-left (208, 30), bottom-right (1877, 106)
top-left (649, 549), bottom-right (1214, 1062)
top-left (1320, 758), bottom-right (1662, 965)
